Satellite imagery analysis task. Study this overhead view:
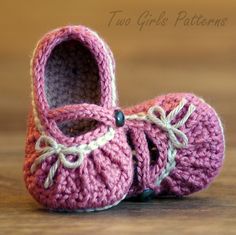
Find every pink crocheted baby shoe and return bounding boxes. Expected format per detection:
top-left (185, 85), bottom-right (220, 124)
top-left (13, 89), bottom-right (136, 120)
top-left (24, 26), bottom-right (133, 211)
top-left (124, 93), bottom-right (224, 198)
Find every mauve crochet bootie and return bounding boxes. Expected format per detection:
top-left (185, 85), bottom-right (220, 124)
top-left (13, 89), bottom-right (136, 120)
top-left (24, 26), bottom-right (133, 211)
top-left (124, 93), bottom-right (225, 198)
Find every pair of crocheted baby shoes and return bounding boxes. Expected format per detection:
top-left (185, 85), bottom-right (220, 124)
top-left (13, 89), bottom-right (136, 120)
top-left (24, 25), bottom-right (225, 212)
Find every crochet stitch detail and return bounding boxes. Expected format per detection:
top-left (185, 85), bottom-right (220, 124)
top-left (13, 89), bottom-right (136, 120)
top-left (24, 25), bottom-right (133, 211)
top-left (31, 127), bottom-right (115, 189)
top-left (126, 99), bottom-right (196, 185)
top-left (147, 99), bottom-right (196, 149)
top-left (89, 30), bottom-right (117, 107)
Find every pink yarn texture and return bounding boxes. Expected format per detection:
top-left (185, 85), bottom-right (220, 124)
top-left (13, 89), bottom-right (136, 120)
top-left (24, 26), bottom-right (133, 211)
top-left (124, 93), bottom-right (225, 197)
top-left (24, 25), bottom-right (225, 212)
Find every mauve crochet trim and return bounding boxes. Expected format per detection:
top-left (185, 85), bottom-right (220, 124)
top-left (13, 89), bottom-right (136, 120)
top-left (124, 93), bottom-right (225, 197)
top-left (24, 26), bottom-right (133, 211)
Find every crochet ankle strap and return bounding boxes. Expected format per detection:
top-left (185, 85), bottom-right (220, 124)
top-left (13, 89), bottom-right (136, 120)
top-left (47, 104), bottom-right (116, 127)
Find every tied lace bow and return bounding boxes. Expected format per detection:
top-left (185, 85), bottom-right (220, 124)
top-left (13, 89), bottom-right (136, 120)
top-left (31, 128), bottom-right (115, 189)
top-left (125, 98), bottom-right (196, 186)
top-left (147, 99), bottom-right (196, 185)
top-left (147, 99), bottom-right (196, 149)
top-left (126, 98), bottom-right (196, 149)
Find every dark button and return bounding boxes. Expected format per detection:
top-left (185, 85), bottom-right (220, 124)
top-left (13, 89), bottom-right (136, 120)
top-left (138, 189), bottom-right (155, 202)
top-left (114, 110), bottom-right (125, 127)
